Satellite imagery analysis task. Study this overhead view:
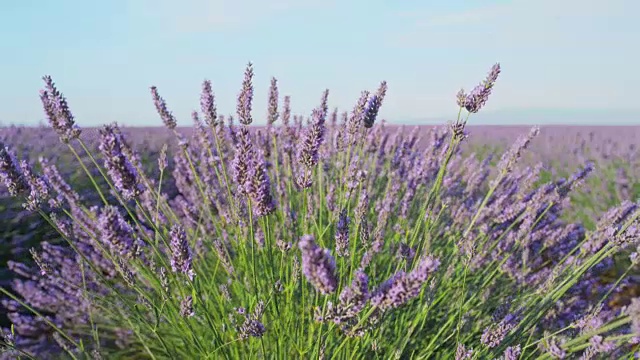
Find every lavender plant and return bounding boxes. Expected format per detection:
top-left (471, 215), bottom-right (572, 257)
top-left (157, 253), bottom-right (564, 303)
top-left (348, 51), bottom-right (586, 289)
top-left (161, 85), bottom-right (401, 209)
top-left (1, 62), bottom-right (639, 360)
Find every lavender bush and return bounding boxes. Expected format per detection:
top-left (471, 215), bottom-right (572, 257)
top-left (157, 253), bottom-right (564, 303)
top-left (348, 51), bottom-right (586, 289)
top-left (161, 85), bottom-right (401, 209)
top-left (1, 62), bottom-right (639, 359)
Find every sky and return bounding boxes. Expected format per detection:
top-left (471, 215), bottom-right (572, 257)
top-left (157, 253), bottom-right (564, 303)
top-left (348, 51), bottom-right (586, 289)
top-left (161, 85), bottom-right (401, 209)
top-left (0, 0), bottom-right (638, 127)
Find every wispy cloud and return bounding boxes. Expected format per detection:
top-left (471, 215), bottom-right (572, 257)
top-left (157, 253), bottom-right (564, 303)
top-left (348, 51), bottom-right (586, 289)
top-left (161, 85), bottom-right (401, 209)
top-left (400, 3), bottom-right (509, 28)
top-left (133, 0), bottom-right (334, 33)
top-left (388, 0), bottom-right (633, 49)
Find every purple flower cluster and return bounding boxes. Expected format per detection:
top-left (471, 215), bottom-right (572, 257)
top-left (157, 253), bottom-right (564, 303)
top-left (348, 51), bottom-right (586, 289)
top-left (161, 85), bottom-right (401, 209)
top-left (298, 90), bottom-right (330, 169)
top-left (457, 63), bottom-right (501, 113)
top-left (370, 257), bottom-right (440, 310)
top-left (362, 81), bottom-right (388, 128)
top-left (97, 206), bottom-right (137, 258)
top-left (335, 209), bottom-right (350, 257)
top-left (231, 300), bottom-right (266, 340)
top-left (39, 76), bottom-right (81, 142)
top-left (169, 224), bottom-right (195, 280)
top-left (98, 124), bottom-right (145, 200)
top-left (0, 144), bottom-right (28, 196)
top-left (267, 77), bottom-right (279, 126)
top-left (338, 270), bottom-right (370, 314)
top-left (299, 234), bottom-right (338, 294)
top-left (200, 80), bottom-right (218, 127)
top-left (150, 86), bottom-right (178, 130)
top-left (237, 63), bottom-right (254, 126)
top-left (247, 151), bottom-right (276, 217)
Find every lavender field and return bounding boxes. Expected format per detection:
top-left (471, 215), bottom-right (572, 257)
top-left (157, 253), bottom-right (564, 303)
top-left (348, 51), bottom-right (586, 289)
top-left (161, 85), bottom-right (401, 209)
top-left (0, 63), bottom-right (639, 360)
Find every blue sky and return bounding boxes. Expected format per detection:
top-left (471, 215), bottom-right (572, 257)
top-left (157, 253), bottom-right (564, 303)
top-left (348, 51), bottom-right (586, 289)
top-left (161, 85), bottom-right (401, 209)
top-left (0, 0), bottom-right (638, 126)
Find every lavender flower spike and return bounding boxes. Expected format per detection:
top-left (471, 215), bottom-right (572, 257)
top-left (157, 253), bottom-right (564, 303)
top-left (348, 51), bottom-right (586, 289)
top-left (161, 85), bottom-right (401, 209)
top-left (19, 160), bottom-right (50, 211)
top-left (0, 144), bottom-right (28, 196)
top-left (169, 224), bottom-right (195, 280)
top-left (502, 345), bottom-right (522, 360)
top-left (98, 124), bottom-right (145, 200)
top-left (299, 234), bottom-right (338, 294)
top-left (371, 256), bottom-right (440, 310)
top-left (180, 295), bottom-right (195, 318)
top-left (150, 86), bottom-right (178, 129)
top-left (281, 95), bottom-right (291, 127)
top-left (338, 270), bottom-right (369, 315)
top-left (200, 80), bottom-right (218, 127)
top-left (98, 206), bottom-right (137, 259)
top-left (237, 62), bottom-right (254, 125)
top-left (40, 76), bottom-right (81, 142)
top-left (455, 344), bottom-right (473, 360)
top-left (298, 90), bottom-right (330, 168)
top-left (249, 151), bottom-right (276, 217)
top-left (232, 126), bottom-right (255, 196)
top-left (363, 81), bottom-right (388, 128)
top-left (335, 209), bottom-right (350, 257)
top-left (347, 91), bottom-right (370, 142)
top-left (463, 63), bottom-right (501, 113)
top-left (267, 77), bottom-right (279, 125)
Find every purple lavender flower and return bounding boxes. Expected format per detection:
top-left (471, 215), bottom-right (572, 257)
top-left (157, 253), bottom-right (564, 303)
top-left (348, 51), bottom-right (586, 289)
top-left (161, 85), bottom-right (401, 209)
top-left (29, 248), bottom-right (52, 277)
top-left (541, 337), bottom-right (566, 359)
top-left (299, 234), bottom-right (338, 294)
top-left (296, 168), bottom-right (313, 189)
top-left (347, 91), bottom-right (370, 144)
top-left (481, 319), bottom-right (515, 348)
top-left (150, 86), bottom-right (178, 129)
top-left (495, 126), bottom-right (540, 178)
top-left (39, 76), bottom-right (81, 142)
top-left (582, 335), bottom-right (616, 358)
top-left (232, 127), bottom-right (255, 195)
top-left (556, 161), bottom-right (594, 197)
top-left (234, 300), bottom-right (266, 339)
top-left (98, 124), bottom-right (145, 200)
top-left (169, 224), bottom-right (195, 280)
top-left (371, 256), bottom-right (440, 310)
top-left (200, 80), bottom-right (218, 127)
top-left (39, 157), bottom-right (80, 206)
top-left (0, 144), bottom-right (28, 196)
top-left (237, 63), bottom-right (254, 125)
top-left (298, 90), bottom-right (329, 168)
top-left (117, 257), bottom-right (136, 287)
top-left (326, 185), bottom-right (336, 212)
top-left (455, 343), bottom-right (473, 360)
top-left (626, 298), bottom-right (640, 338)
top-left (335, 209), bottom-right (350, 257)
top-left (248, 151), bottom-right (276, 217)
top-left (281, 95), bottom-right (291, 128)
top-left (19, 160), bottom-right (50, 211)
top-left (213, 239), bottom-right (235, 275)
top-left (316, 295), bottom-right (374, 334)
top-left (180, 295), bottom-right (195, 318)
top-left (462, 63), bottom-right (501, 113)
top-left (395, 242), bottom-right (416, 262)
top-left (158, 144), bottom-right (168, 171)
top-left (337, 270), bottom-right (370, 316)
top-left (267, 77), bottom-right (279, 125)
top-left (502, 345), bottom-right (522, 360)
top-left (97, 206), bottom-right (137, 258)
top-left (362, 81), bottom-right (388, 128)
top-left (456, 89), bottom-right (467, 108)
top-left (274, 239), bottom-right (291, 254)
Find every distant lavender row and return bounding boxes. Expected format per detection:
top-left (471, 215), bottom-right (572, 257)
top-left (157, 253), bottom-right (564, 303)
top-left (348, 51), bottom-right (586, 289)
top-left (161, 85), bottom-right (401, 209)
top-left (3, 124), bottom-right (638, 175)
